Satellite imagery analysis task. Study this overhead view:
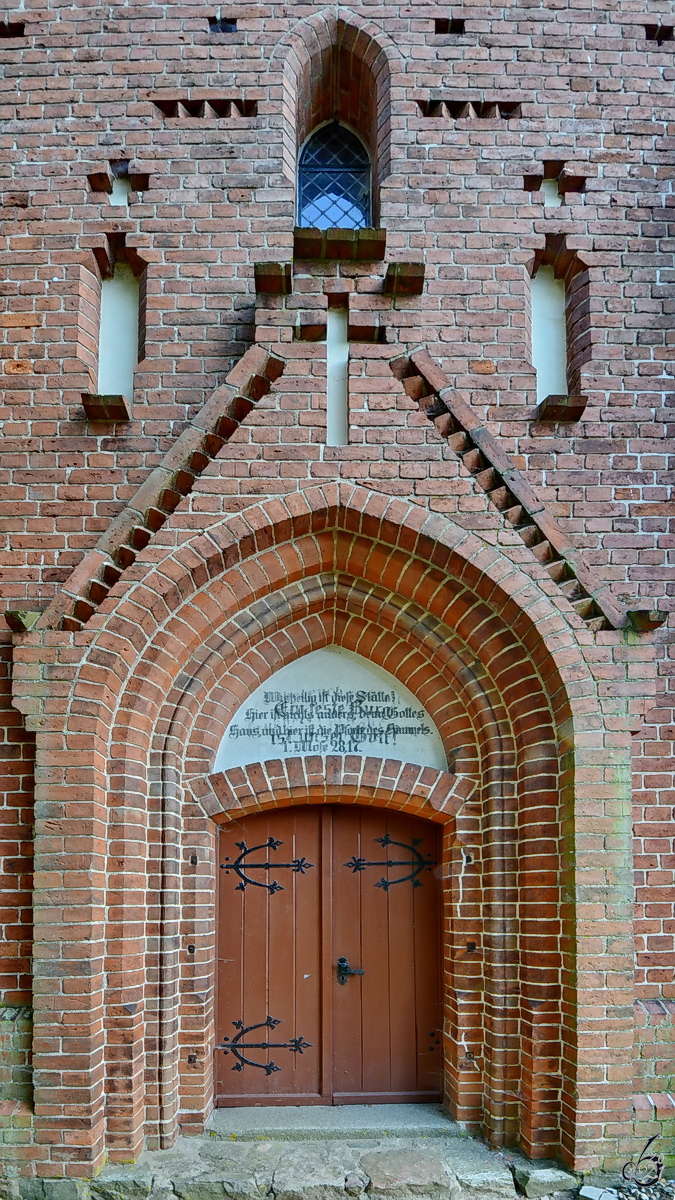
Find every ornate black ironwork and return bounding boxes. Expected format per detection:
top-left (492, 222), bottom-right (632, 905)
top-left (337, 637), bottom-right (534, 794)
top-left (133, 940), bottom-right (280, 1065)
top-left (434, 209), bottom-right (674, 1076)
top-left (217, 1016), bottom-right (312, 1075)
top-left (344, 833), bottom-right (435, 890)
top-left (621, 1136), bottom-right (664, 1185)
top-left (220, 837), bottom-right (313, 893)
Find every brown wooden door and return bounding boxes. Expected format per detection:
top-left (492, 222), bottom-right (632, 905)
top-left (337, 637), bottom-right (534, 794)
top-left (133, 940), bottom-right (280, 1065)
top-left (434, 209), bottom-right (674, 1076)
top-left (216, 805), bottom-right (441, 1105)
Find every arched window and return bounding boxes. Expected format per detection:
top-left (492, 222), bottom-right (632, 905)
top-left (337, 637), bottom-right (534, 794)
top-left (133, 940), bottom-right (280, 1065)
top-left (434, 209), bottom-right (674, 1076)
top-left (298, 122), bottom-right (371, 230)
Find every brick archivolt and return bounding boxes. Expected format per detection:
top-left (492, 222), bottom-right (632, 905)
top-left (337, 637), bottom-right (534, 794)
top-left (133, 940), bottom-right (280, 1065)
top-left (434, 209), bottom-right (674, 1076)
top-left (11, 484), bottom-right (639, 1169)
top-left (136, 563), bottom-right (560, 1157)
top-left (196, 756), bottom-right (475, 828)
top-left (15, 483), bottom-right (595, 736)
top-left (155, 575), bottom-right (520, 788)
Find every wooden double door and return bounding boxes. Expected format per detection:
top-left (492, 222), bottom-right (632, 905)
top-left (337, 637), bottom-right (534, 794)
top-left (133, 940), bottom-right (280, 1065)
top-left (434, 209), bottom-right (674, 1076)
top-left (216, 804), bottom-right (442, 1105)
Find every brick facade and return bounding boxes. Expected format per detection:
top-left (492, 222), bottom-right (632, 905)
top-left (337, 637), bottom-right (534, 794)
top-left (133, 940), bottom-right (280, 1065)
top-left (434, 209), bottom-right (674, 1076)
top-left (0, 0), bottom-right (672, 1182)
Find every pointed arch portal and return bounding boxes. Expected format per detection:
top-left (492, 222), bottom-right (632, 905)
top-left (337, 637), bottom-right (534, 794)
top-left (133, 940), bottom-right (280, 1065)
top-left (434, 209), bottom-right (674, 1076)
top-left (12, 483), bottom-right (636, 1171)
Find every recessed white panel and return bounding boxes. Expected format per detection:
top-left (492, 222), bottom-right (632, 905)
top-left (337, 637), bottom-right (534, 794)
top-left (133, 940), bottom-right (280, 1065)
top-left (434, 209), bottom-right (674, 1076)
top-left (541, 178), bottom-right (563, 207)
top-left (531, 265), bottom-right (567, 403)
top-left (214, 646), bottom-right (447, 773)
top-left (110, 176), bottom-right (131, 207)
top-left (326, 307), bottom-right (349, 447)
top-left (97, 263), bottom-right (139, 400)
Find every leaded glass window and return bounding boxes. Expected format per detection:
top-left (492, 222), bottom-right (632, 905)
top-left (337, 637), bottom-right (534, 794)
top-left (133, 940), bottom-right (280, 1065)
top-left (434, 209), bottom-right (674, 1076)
top-left (298, 122), bottom-right (371, 230)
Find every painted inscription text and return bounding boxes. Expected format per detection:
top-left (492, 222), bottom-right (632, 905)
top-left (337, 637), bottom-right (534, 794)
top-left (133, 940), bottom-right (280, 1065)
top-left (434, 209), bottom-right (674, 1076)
top-left (228, 687), bottom-right (433, 756)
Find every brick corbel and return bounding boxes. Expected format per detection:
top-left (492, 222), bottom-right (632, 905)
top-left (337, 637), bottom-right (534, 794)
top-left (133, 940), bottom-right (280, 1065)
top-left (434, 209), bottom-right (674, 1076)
top-left (87, 166), bottom-right (114, 194)
top-left (537, 393), bottom-right (588, 421)
top-left (85, 235), bottom-right (115, 280)
top-left (383, 260), bottom-right (425, 297)
top-left (293, 226), bottom-right (386, 262)
top-left (81, 393), bottom-right (132, 422)
top-left (81, 232), bottom-right (152, 281)
top-left (86, 162), bottom-right (151, 194)
top-left (254, 262), bottom-right (293, 295)
top-left (626, 603), bottom-right (668, 632)
top-left (4, 610), bottom-right (43, 632)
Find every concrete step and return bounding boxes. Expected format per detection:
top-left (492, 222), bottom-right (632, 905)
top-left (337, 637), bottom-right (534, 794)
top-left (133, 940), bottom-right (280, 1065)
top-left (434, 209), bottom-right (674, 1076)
top-left (206, 1103), bottom-right (467, 1142)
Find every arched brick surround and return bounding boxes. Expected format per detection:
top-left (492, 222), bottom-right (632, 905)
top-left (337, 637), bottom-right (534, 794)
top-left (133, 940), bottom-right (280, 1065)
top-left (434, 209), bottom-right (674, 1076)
top-left (11, 484), bottom-right (637, 1177)
top-left (142, 581), bottom-right (529, 1155)
top-left (530, 235), bottom-right (595, 398)
top-left (271, 8), bottom-right (398, 186)
top-left (192, 757), bottom-right (475, 825)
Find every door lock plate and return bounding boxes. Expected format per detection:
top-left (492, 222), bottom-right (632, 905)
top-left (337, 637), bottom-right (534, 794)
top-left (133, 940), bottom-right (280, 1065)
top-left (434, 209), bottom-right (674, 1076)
top-left (336, 955), bottom-right (365, 985)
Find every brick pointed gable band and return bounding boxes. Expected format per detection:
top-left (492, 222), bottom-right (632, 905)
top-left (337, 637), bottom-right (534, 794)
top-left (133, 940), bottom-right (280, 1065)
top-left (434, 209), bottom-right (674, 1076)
top-left (391, 350), bottom-right (626, 632)
top-left (34, 345), bottom-right (286, 633)
top-left (32, 338), bottom-right (630, 636)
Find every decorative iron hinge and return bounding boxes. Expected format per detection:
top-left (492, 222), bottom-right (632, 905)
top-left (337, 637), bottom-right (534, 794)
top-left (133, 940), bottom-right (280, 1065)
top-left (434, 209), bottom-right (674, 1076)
top-left (221, 836), bottom-right (314, 893)
top-left (217, 1016), bottom-right (312, 1074)
top-left (344, 833), bottom-right (435, 889)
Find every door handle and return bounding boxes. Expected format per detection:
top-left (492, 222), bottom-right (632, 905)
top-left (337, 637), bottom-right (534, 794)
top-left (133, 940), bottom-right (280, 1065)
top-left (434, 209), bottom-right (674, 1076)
top-left (336, 956), bottom-right (365, 985)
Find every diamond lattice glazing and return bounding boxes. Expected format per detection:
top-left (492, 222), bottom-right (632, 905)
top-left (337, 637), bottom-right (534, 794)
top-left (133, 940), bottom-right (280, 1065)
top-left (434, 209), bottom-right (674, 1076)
top-left (298, 123), bottom-right (371, 229)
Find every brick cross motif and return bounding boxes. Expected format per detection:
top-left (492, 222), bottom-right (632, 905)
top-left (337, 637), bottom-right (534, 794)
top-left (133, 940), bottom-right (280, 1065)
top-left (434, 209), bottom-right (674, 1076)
top-left (300, 307), bottom-right (387, 447)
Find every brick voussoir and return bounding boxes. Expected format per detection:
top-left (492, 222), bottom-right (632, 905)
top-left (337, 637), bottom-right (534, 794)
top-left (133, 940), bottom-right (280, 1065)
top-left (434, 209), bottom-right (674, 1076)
top-left (198, 757), bottom-right (470, 824)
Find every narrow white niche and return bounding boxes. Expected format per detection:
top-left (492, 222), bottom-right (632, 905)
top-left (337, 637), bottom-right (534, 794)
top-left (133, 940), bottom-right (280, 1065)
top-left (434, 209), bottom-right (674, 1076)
top-left (110, 175), bottom-right (131, 208)
top-left (97, 263), bottom-right (139, 400)
top-left (531, 265), bottom-right (567, 403)
top-left (541, 178), bottom-right (562, 208)
top-left (326, 307), bottom-right (349, 447)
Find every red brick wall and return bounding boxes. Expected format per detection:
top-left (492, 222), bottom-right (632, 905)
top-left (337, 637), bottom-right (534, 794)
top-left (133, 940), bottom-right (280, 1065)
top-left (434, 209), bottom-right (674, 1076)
top-left (0, 0), bottom-right (672, 1180)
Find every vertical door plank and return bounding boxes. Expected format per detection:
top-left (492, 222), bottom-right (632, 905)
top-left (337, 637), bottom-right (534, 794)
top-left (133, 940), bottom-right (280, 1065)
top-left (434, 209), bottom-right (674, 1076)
top-left (386, 813), bottom-right (418, 1093)
top-left (216, 808), bottom-right (324, 1104)
top-left (359, 807), bottom-right (394, 1097)
top-left (413, 819), bottom-right (443, 1096)
top-left (320, 808), bottom-right (334, 1102)
top-left (332, 807), bottom-right (441, 1103)
top-left (330, 807), bottom-right (364, 1099)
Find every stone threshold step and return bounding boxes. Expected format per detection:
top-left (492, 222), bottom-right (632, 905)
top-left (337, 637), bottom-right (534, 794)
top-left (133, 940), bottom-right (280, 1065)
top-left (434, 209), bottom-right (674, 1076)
top-left (206, 1102), bottom-right (467, 1141)
top-left (89, 1133), bottom-right (520, 1200)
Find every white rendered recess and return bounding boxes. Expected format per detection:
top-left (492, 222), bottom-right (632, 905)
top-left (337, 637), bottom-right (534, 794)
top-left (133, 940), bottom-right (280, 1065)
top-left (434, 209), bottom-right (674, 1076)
top-left (214, 646), bottom-right (447, 773)
top-left (531, 264), bottom-right (567, 403)
top-left (326, 308), bottom-right (349, 447)
top-left (97, 263), bottom-right (139, 400)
